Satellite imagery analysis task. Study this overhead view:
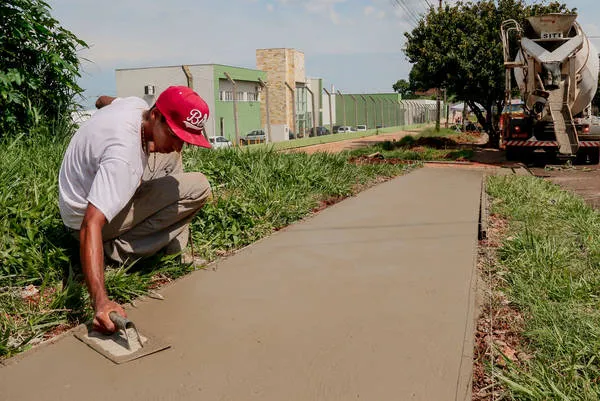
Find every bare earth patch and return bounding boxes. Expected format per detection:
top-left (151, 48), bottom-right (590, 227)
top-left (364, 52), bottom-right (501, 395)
top-left (473, 214), bottom-right (531, 400)
top-left (529, 164), bottom-right (600, 210)
top-left (291, 130), bottom-right (422, 154)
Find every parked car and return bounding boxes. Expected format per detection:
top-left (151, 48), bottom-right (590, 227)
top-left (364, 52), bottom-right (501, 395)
top-left (208, 135), bottom-right (232, 149)
top-left (356, 125), bottom-right (367, 132)
top-left (336, 126), bottom-right (353, 134)
top-left (307, 126), bottom-right (330, 137)
top-left (241, 129), bottom-right (266, 145)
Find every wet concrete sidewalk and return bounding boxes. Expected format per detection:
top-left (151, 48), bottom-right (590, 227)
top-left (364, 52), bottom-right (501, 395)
top-left (0, 166), bottom-right (483, 401)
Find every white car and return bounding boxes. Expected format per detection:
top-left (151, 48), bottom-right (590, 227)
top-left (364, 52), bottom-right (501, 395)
top-left (336, 126), bottom-right (354, 134)
top-left (209, 136), bottom-right (233, 149)
top-left (356, 125), bottom-right (367, 132)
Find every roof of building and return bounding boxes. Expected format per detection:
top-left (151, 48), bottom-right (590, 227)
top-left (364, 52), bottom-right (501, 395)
top-left (116, 63), bottom-right (262, 72)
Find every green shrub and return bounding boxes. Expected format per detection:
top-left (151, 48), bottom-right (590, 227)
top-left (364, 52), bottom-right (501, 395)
top-left (0, 0), bottom-right (87, 137)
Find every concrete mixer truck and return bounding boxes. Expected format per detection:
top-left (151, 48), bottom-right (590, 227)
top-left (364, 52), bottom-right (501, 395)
top-left (500, 14), bottom-right (600, 163)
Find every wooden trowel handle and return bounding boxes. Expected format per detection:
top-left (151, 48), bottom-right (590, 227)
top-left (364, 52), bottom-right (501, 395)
top-left (109, 312), bottom-right (144, 348)
top-left (109, 312), bottom-right (130, 331)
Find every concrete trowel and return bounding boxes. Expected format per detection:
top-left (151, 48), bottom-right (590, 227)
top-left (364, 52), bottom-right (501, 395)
top-left (74, 312), bottom-right (170, 364)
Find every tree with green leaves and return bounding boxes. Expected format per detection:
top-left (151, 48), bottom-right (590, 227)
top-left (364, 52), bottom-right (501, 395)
top-left (403, 0), bottom-right (571, 145)
top-left (0, 0), bottom-right (87, 137)
top-left (392, 79), bottom-right (413, 99)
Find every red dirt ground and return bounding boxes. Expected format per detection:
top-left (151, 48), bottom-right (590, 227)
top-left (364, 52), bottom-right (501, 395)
top-left (290, 130), bottom-right (423, 154)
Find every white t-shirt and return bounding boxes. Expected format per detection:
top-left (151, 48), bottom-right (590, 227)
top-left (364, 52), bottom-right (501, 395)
top-left (59, 97), bottom-right (149, 229)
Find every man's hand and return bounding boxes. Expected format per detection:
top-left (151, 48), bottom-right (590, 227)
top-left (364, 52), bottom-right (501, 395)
top-left (93, 299), bottom-right (127, 334)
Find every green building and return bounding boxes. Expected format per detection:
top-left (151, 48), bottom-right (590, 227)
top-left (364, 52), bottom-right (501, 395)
top-left (116, 64), bottom-right (266, 142)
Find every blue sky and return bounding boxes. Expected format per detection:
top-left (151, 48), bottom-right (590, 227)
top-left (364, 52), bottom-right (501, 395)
top-left (49, 0), bottom-right (600, 108)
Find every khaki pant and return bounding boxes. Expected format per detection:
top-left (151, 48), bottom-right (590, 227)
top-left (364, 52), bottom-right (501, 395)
top-left (99, 152), bottom-right (211, 263)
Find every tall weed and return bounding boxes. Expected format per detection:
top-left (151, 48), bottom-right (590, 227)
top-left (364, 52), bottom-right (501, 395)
top-left (488, 175), bottom-right (600, 398)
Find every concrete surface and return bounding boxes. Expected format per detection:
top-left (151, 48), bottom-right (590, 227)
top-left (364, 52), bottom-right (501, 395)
top-left (0, 167), bottom-right (483, 401)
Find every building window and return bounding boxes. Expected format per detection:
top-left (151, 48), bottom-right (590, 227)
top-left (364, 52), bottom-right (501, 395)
top-left (220, 90), bottom-right (259, 102)
top-left (220, 91), bottom-right (233, 101)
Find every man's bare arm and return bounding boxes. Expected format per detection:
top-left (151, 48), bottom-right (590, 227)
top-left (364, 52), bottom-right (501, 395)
top-left (95, 96), bottom-right (116, 109)
top-left (79, 203), bottom-right (126, 333)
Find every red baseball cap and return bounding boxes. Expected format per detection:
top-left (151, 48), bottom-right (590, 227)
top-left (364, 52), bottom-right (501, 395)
top-left (155, 86), bottom-right (211, 148)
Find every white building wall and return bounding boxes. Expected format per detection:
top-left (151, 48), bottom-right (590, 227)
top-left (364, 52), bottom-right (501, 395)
top-left (115, 65), bottom-right (218, 137)
top-left (115, 66), bottom-right (187, 107)
top-left (321, 90), bottom-right (337, 127)
top-left (305, 78), bottom-right (319, 127)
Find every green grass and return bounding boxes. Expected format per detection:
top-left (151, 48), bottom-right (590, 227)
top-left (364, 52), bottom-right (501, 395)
top-left (0, 119), bottom-right (416, 358)
top-left (487, 175), bottom-right (600, 399)
top-left (345, 127), bottom-right (476, 161)
top-left (244, 123), bottom-right (432, 151)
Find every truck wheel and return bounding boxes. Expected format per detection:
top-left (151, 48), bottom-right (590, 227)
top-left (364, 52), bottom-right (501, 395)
top-left (505, 147), bottom-right (521, 161)
top-left (575, 148), bottom-right (600, 164)
top-left (589, 148), bottom-right (600, 164)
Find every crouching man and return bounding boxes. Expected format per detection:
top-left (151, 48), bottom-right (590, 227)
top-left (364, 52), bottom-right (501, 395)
top-left (59, 86), bottom-right (212, 333)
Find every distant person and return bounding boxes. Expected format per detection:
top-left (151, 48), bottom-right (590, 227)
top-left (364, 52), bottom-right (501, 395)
top-left (58, 86), bottom-right (212, 333)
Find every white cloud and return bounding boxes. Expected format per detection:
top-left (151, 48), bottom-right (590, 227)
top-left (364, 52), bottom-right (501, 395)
top-left (582, 22), bottom-right (600, 36)
top-left (582, 23), bottom-right (600, 51)
top-left (305, 0), bottom-right (346, 25)
top-left (48, 0), bottom-right (476, 105)
top-left (275, 0), bottom-right (348, 25)
top-left (364, 6), bottom-right (386, 20)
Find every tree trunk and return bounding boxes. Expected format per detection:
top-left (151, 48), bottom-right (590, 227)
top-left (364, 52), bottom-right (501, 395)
top-left (466, 101), bottom-right (499, 148)
top-left (435, 89), bottom-right (441, 132)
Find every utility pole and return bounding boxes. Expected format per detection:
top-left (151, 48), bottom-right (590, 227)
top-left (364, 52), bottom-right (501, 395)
top-left (184, 64), bottom-right (209, 142)
top-left (305, 84), bottom-right (317, 137)
top-left (336, 90), bottom-right (346, 127)
top-left (349, 94), bottom-right (358, 128)
top-left (258, 78), bottom-right (271, 143)
top-left (435, 0), bottom-right (443, 133)
top-left (285, 82), bottom-right (296, 138)
top-left (368, 96), bottom-right (378, 129)
top-left (444, 89), bottom-right (449, 128)
top-left (323, 88), bottom-right (333, 135)
top-left (224, 72), bottom-right (239, 146)
top-left (360, 95), bottom-right (369, 129)
top-left (436, 88), bottom-right (441, 132)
